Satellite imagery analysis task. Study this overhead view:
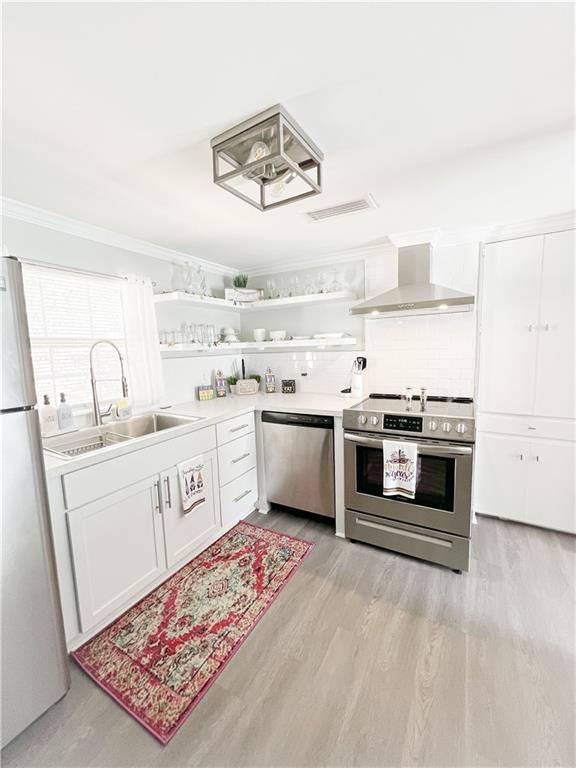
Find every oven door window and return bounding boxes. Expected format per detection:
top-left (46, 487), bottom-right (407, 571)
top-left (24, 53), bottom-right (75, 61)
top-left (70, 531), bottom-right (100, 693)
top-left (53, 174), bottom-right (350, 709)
top-left (355, 444), bottom-right (455, 512)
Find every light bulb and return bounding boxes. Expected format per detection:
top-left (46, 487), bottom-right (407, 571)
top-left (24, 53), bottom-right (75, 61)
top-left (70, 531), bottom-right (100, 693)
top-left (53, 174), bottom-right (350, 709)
top-left (247, 141), bottom-right (270, 163)
top-left (269, 169), bottom-right (297, 198)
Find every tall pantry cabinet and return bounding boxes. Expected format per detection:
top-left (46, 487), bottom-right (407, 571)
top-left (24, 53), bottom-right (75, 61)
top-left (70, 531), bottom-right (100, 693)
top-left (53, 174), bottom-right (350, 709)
top-left (474, 229), bottom-right (576, 533)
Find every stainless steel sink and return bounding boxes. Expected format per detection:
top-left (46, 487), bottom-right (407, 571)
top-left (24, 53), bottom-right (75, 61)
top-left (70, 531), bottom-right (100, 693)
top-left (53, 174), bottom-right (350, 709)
top-left (106, 413), bottom-right (200, 438)
top-left (44, 412), bottom-right (201, 459)
top-left (43, 430), bottom-right (132, 458)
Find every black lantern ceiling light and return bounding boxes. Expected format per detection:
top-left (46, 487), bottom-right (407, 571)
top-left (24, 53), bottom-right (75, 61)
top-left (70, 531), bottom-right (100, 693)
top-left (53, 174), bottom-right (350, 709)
top-left (210, 104), bottom-right (324, 211)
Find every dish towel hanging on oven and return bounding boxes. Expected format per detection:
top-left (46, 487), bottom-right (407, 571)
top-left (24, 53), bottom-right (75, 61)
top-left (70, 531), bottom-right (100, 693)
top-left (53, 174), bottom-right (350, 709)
top-left (382, 440), bottom-right (418, 499)
top-left (177, 455), bottom-right (206, 515)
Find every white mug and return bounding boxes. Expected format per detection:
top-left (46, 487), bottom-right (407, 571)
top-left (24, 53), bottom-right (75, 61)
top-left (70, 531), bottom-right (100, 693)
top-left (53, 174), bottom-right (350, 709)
top-left (253, 328), bottom-right (266, 342)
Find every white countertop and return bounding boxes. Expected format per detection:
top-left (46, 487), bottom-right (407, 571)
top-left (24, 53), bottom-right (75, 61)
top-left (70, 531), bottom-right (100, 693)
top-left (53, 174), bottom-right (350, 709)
top-left (43, 392), bottom-right (363, 477)
top-left (167, 392), bottom-right (362, 419)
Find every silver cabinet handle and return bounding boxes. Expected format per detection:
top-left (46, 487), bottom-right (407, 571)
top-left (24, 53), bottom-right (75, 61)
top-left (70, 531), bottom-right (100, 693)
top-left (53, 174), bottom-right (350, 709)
top-left (528, 324), bottom-right (534, 332)
top-left (535, 455), bottom-right (540, 462)
top-left (164, 476), bottom-right (172, 508)
top-left (519, 454), bottom-right (524, 461)
top-left (527, 426), bottom-right (536, 430)
top-left (230, 423), bottom-right (249, 433)
top-left (543, 323), bottom-right (550, 331)
top-left (153, 480), bottom-right (161, 514)
top-left (233, 489), bottom-right (251, 503)
top-left (231, 452), bottom-right (250, 464)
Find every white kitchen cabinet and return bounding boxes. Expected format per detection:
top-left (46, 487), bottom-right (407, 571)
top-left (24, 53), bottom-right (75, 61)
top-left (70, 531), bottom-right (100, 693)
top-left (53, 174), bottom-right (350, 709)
top-left (474, 433), bottom-right (528, 523)
top-left (161, 449), bottom-right (221, 568)
top-left (479, 230), bottom-right (575, 418)
top-left (216, 412), bottom-right (255, 446)
top-left (217, 432), bottom-right (257, 486)
top-left (67, 475), bottom-right (166, 632)
top-left (478, 235), bottom-right (543, 415)
top-left (534, 230), bottom-right (575, 418)
top-left (524, 440), bottom-right (576, 532)
top-left (474, 433), bottom-right (576, 533)
top-left (220, 468), bottom-right (258, 528)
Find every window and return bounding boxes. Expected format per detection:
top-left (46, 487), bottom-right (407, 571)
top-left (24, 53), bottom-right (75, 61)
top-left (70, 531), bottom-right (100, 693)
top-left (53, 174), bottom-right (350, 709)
top-left (22, 265), bottom-right (129, 410)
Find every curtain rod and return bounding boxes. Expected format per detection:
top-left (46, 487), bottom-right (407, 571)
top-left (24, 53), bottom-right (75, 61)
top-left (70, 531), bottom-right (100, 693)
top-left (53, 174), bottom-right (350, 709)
top-left (21, 258), bottom-right (126, 282)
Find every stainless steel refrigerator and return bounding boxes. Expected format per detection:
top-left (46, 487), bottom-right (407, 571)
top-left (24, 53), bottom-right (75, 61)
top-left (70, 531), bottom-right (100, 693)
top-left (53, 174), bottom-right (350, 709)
top-left (1, 254), bottom-right (70, 748)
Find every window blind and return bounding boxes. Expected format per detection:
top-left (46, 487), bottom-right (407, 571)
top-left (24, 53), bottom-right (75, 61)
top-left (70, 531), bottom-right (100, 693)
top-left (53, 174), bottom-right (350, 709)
top-left (22, 265), bottom-right (129, 409)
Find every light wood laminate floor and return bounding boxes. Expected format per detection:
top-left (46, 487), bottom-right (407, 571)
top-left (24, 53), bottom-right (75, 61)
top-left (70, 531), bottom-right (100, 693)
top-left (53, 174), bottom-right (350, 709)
top-left (3, 510), bottom-right (575, 768)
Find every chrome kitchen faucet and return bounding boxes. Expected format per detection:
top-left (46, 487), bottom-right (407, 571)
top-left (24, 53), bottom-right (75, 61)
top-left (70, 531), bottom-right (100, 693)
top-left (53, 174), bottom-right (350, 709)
top-left (89, 340), bottom-right (129, 426)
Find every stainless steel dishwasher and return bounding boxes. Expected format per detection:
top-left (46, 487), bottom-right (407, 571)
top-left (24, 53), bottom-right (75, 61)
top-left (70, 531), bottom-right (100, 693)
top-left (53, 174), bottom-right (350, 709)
top-left (262, 411), bottom-right (335, 518)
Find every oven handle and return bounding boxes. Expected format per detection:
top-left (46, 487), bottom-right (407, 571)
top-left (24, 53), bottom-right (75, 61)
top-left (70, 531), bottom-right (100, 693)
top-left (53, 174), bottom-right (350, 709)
top-left (343, 432), bottom-right (473, 456)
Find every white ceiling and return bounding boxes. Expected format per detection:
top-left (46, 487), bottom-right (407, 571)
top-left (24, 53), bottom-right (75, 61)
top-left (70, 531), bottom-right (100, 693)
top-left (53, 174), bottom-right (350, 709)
top-left (2, 2), bottom-right (574, 270)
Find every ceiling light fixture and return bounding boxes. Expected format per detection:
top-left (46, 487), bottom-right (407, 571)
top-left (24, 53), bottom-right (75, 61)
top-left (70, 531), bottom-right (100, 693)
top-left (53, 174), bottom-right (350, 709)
top-left (210, 104), bottom-right (323, 211)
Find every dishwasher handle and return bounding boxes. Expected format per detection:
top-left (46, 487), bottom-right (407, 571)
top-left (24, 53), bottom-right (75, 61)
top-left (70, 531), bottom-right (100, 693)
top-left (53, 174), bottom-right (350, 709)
top-left (261, 411), bottom-right (334, 429)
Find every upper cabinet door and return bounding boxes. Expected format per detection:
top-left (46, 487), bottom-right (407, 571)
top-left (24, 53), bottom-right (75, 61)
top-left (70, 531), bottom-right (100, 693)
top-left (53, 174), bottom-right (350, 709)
top-left (534, 230), bottom-right (576, 418)
top-left (479, 236), bottom-right (543, 415)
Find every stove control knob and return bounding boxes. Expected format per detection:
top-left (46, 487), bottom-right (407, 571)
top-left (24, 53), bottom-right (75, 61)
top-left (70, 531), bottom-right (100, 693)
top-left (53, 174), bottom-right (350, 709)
top-left (370, 415), bottom-right (380, 427)
top-left (428, 420), bottom-right (438, 432)
top-left (442, 422), bottom-right (452, 433)
top-left (358, 414), bottom-right (368, 425)
top-left (456, 423), bottom-right (468, 435)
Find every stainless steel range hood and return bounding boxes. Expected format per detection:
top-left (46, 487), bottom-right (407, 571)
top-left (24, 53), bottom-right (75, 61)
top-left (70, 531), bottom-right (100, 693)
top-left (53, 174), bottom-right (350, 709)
top-left (351, 243), bottom-right (474, 317)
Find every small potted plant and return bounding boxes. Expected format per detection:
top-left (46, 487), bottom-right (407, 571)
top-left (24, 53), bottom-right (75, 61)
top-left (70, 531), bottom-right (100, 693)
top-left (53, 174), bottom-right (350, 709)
top-left (225, 274), bottom-right (262, 303)
top-left (233, 274), bottom-right (249, 290)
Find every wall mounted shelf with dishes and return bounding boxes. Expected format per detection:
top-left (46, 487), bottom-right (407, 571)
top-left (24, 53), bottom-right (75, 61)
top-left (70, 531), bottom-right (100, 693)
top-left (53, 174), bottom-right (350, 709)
top-left (153, 292), bottom-right (242, 311)
top-left (154, 290), bottom-right (356, 312)
top-left (160, 336), bottom-right (358, 358)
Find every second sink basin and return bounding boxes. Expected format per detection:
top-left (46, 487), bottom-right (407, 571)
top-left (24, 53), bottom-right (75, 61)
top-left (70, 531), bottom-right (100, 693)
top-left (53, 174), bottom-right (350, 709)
top-left (106, 412), bottom-right (200, 439)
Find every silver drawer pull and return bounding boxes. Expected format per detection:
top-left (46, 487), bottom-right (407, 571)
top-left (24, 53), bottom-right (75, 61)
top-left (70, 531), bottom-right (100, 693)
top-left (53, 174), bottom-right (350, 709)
top-left (233, 489), bottom-right (252, 503)
top-left (231, 452), bottom-right (250, 464)
top-left (164, 476), bottom-right (172, 508)
top-left (153, 480), bottom-right (161, 514)
top-left (230, 423), bottom-right (249, 433)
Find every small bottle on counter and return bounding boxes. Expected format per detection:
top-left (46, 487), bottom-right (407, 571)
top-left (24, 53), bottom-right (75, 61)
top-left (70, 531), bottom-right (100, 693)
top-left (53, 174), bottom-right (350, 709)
top-left (39, 394), bottom-right (58, 435)
top-left (214, 370), bottom-right (227, 398)
top-left (265, 367), bottom-right (276, 394)
top-left (57, 392), bottom-right (74, 430)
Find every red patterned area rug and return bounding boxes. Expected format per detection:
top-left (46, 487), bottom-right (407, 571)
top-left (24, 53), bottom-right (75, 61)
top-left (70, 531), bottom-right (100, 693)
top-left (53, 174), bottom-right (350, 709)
top-left (72, 521), bottom-right (313, 743)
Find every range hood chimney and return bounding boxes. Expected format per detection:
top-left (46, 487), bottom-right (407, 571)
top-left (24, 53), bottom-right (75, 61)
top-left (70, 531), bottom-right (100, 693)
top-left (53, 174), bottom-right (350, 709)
top-left (351, 243), bottom-right (474, 317)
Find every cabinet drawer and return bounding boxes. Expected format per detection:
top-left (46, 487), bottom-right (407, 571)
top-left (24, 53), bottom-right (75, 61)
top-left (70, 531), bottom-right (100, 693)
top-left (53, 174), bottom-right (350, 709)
top-left (218, 432), bottom-right (257, 487)
top-left (63, 426), bottom-right (216, 510)
top-left (216, 412), bottom-right (255, 446)
top-left (220, 468), bottom-right (258, 528)
top-left (476, 413), bottom-right (576, 441)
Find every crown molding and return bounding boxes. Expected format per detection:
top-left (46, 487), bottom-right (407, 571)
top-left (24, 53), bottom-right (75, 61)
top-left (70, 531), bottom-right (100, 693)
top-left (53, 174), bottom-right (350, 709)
top-left (439, 210), bottom-right (576, 247)
top-left (243, 240), bottom-right (395, 276)
top-left (0, 197), bottom-right (237, 277)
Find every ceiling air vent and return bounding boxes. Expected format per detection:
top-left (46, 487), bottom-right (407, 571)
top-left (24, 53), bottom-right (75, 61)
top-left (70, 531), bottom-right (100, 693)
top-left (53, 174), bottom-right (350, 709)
top-left (304, 195), bottom-right (378, 223)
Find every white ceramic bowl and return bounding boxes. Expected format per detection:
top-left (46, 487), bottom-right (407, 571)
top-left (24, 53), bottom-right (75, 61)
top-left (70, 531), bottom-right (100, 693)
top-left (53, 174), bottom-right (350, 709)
top-left (270, 330), bottom-right (287, 341)
top-left (253, 328), bottom-right (266, 342)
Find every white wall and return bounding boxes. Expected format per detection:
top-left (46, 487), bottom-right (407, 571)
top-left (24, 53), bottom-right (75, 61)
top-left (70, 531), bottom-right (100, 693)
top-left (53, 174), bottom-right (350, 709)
top-left (3, 215), bottom-right (479, 403)
top-left (244, 242), bottom-right (479, 397)
top-left (1, 216), bottom-right (226, 295)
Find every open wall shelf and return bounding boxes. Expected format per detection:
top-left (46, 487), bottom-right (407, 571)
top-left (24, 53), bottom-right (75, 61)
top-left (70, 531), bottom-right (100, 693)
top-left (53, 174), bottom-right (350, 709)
top-left (160, 337), bottom-right (358, 358)
top-left (154, 290), bottom-right (356, 312)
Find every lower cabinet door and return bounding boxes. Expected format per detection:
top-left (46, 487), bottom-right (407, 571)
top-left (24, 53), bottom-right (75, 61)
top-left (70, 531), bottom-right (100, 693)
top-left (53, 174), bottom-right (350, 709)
top-left (162, 449), bottom-right (221, 569)
top-left (525, 440), bottom-right (576, 533)
top-left (67, 475), bottom-right (166, 632)
top-left (220, 468), bottom-right (258, 528)
top-left (473, 433), bottom-right (529, 521)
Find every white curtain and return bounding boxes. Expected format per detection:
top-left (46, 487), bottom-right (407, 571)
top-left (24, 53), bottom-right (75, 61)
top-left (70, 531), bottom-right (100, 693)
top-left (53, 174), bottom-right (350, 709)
top-left (121, 275), bottom-right (164, 409)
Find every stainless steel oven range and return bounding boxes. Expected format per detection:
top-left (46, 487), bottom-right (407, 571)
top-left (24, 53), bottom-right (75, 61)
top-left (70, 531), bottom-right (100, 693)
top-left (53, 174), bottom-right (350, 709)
top-left (343, 393), bottom-right (475, 572)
